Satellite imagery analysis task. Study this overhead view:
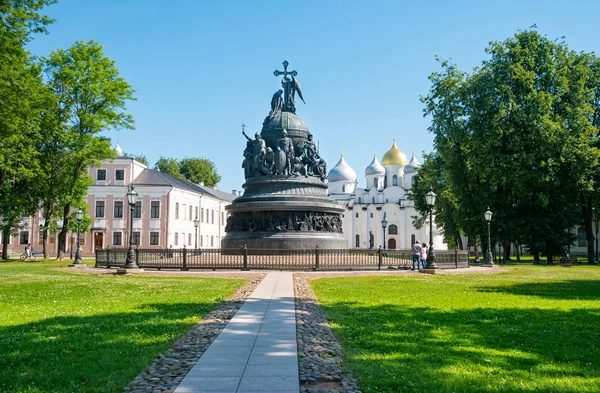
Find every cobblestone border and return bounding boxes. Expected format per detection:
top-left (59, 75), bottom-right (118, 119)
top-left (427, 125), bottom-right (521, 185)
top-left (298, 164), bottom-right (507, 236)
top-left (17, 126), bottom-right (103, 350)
top-left (122, 273), bottom-right (265, 393)
top-left (295, 273), bottom-right (362, 393)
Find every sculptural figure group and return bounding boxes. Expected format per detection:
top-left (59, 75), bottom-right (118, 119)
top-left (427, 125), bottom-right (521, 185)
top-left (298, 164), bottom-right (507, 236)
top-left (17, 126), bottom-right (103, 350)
top-left (226, 211), bottom-right (342, 233)
top-left (242, 130), bottom-right (326, 180)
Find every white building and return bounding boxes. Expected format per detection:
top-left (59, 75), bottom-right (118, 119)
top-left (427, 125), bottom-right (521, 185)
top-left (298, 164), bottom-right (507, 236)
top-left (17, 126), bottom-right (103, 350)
top-left (327, 140), bottom-right (447, 250)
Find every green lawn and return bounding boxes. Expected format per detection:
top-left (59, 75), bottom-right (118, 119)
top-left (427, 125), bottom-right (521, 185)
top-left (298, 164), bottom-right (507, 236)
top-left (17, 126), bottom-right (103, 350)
top-left (0, 260), bottom-right (245, 393)
top-left (311, 266), bottom-right (600, 393)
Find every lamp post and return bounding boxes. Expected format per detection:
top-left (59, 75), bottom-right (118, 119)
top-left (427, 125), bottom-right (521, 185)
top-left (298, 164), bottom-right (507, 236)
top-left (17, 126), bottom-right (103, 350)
top-left (70, 232), bottom-right (76, 259)
top-left (425, 189), bottom-right (437, 269)
top-left (381, 213), bottom-right (388, 250)
top-left (124, 184), bottom-right (139, 269)
top-left (194, 216), bottom-right (199, 249)
top-left (484, 207), bottom-right (494, 266)
top-left (73, 208), bottom-right (84, 265)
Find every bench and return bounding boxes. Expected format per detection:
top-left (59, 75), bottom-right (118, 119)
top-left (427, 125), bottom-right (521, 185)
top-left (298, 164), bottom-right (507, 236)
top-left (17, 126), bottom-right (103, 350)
top-left (559, 258), bottom-right (581, 265)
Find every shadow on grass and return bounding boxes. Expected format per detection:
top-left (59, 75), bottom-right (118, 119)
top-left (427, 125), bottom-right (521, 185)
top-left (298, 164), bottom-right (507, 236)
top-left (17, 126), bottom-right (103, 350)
top-left (0, 302), bottom-right (218, 393)
top-left (476, 279), bottom-right (600, 301)
top-left (319, 302), bottom-right (600, 393)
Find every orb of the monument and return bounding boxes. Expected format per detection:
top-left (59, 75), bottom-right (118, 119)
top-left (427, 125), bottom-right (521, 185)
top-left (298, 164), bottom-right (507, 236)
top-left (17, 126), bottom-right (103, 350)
top-left (261, 111), bottom-right (309, 154)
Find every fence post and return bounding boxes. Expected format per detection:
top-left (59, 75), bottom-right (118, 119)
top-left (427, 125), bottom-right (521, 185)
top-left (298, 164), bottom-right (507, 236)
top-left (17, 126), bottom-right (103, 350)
top-left (314, 245), bottom-right (320, 271)
top-left (378, 246), bottom-right (382, 270)
top-left (242, 244), bottom-right (249, 271)
top-left (182, 246), bottom-right (188, 271)
top-left (107, 247), bottom-right (111, 269)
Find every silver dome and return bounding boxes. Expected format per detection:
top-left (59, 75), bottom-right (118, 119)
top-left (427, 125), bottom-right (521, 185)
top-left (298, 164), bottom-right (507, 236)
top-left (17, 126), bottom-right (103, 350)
top-left (405, 152), bottom-right (421, 173)
top-left (328, 155), bottom-right (357, 183)
top-left (365, 155), bottom-right (385, 175)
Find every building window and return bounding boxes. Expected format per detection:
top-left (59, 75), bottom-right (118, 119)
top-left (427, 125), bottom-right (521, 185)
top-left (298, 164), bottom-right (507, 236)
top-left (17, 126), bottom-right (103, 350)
top-left (212, 210), bottom-right (215, 224)
top-left (95, 201), bottom-right (105, 218)
top-left (183, 204), bottom-right (187, 220)
top-left (115, 169), bottom-right (124, 181)
top-left (201, 208), bottom-right (204, 222)
top-left (370, 213), bottom-right (373, 218)
top-left (388, 224), bottom-right (398, 235)
top-left (113, 232), bottom-right (122, 246)
top-left (19, 231), bottom-right (29, 245)
top-left (373, 177), bottom-right (378, 188)
top-left (211, 235), bottom-right (214, 247)
top-left (114, 200), bottom-right (124, 218)
top-left (200, 235), bottom-right (203, 247)
top-left (221, 212), bottom-right (225, 225)
top-left (355, 212), bottom-right (359, 218)
top-left (189, 205), bottom-right (193, 220)
top-left (392, 175), bottom-right (398, 186)
top-left (132, 231), bottom-right (140, 245)
top-left (188, 233), bottom-right (192, 246)
top-left (38, 231), bottom-right (44, 245)
top-left (175, 203), bottom-right (179, 219)
top-left (355, 234), bottom-right (360, 248)
top-left (174, 232), bottom-right (178, 246)
top-left (372, 197), bottom-right (375, 203)
top-left (342, 185), bottom-right (346, 192)
top-left (358, 197), bottom-right (362, 204)
top-left (97, 169), bottom-right (106, 180)
top-left (384, 177), bottom-right (387, 188)
top-left (150, 231), bottom-right (159, 245)
top-left (577, 227), bottom-right (587, 247)
top-left (133, 201), bottom-right (142, 218)
top-left (195, 206), bottom-right (198, 220)
top-left (151, 201), bottom-right (160, 218)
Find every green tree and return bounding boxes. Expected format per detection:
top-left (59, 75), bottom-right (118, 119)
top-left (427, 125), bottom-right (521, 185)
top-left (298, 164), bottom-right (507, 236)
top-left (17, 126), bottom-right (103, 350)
top-left (42, 40), bottom-right (136, 259)
top-left (0, 0), bottom-right (56, 259)
top-left (154, 157), bottom-right (184, 179)
top-left (126, 153), bottom-right (149, 166)
top-left (179, 157), bottom-right (221, 186)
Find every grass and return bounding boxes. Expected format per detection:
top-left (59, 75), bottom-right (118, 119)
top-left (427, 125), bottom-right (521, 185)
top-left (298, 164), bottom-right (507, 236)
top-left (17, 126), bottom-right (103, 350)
top-left (0, 260), bottom-right (245, 393)
top-left (311, 265), bottom-right (600, 393)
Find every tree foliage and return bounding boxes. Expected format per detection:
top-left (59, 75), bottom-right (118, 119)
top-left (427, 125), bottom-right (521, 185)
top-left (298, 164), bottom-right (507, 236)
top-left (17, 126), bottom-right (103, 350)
top-left (418, 29), bottom-right (600, 263)
top-left (154, 157), bottom-right (221, 186)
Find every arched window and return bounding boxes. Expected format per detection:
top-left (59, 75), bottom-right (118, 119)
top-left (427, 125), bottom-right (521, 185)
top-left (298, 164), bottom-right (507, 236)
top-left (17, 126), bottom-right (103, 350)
top-left (342, 185), bottom-right (346, 192)
top-left (369, 232), bottom-right (374, 248)
top-left (578, 226), bottom-right (587, 247)
top-left (388, 238), bottom-right (396, 249)
top-left (392, 175), bottom-right (398, 186)
top-left (373, 177), bottom-right (378, 188)
top-left (384, 177), bottom-right (387, 188)
top-left (411, 234), bottom-right (416, 246)
top-left (388, 224), bottom-right (398, 235)
top-left (358, 197), bottom-right (362, 204)
top-left (372, 197), bottom-right (375, 203)
top-left (370, 212), bottom-right (373, 218)
top-left (355, 234), bottom-right (360, 248)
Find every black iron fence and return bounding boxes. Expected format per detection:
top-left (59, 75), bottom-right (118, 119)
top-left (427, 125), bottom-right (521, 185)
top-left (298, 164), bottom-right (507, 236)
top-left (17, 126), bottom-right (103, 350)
top-left (95, 247), bottom-right (469, 271)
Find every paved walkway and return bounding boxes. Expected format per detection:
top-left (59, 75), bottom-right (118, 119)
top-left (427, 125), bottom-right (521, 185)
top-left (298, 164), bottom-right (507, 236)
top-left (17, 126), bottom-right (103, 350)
top-left (174, 271), bottom-right (299, 393)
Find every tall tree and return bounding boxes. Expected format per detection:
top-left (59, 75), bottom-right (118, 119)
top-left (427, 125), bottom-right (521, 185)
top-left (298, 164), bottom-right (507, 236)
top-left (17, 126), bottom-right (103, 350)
top-left (179, 157), bottom-right (221, 186)
top-left (0, 0), bottom-right (55, 259)
top-left (42, 40), bottom-right (135, 259)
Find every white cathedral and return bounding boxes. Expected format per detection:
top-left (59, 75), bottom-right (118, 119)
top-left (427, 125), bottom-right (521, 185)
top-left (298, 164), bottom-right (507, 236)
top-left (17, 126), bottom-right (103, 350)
top-left (327, 140), bottom-right (447, 250)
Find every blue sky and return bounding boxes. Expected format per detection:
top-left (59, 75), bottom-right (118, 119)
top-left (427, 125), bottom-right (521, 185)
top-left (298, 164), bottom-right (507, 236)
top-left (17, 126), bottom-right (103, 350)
top-left (27, 0), bottom-right (600, 194)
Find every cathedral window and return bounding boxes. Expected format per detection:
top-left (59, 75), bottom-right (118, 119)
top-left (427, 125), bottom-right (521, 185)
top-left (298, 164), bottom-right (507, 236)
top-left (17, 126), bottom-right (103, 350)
top-left (355, 213), bottom-right (359, 218)
top-left (342, 185), bottom-right (346, 192)
top-left (370, 213), bottom-right (373, 218)
top-left (392, 175), bottom-right (398, 186)
top-left (372, 197), bottom-right (375, 203)
top-left (355, 234), bottom-right (360, 248)
top-left (384, 177), bottom-right (387, 188)
top-left (388, 224), bottom-right (398, 235)
top-left (373, 177), bottom-right (378, 188)
top-left (358, 197), bottom-right (362, 204)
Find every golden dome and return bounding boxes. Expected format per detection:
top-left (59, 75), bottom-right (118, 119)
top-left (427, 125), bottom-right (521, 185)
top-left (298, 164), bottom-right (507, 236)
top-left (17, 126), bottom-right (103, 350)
top-left (381, 139), bottom-right (409, 166)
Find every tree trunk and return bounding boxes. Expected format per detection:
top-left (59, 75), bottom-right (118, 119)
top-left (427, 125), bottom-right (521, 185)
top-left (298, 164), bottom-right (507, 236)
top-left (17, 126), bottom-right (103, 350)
top-left (503, 241), bottom-right (512, 261)
top-left (42, 209), bottom-right (52, 259)
top-left (1, 227), bottom-right (10, 260)
top-left (515, 242), bottom-right (521, 261)
top-left (547, 254), bottom-right (554, 265)
top-left (579, 192), bottom-right (595, 265)
top-left (456, 231), bottom-right (464, 250)
top-left (56, 203), bottom-right (71, 260)
top-left (533, 251), bottom-right (540, 265)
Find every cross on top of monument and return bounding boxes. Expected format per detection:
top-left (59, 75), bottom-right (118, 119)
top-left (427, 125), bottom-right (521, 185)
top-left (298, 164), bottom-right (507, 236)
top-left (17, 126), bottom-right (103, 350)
top-left (273, 60), bottom-right (298, 80)
top-left (241, 123), bottom-right (246, 133)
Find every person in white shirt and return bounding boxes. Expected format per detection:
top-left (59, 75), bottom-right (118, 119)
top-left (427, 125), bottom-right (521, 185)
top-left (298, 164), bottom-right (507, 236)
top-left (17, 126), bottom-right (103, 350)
top-left (421, 242), bottom-right (428, 268)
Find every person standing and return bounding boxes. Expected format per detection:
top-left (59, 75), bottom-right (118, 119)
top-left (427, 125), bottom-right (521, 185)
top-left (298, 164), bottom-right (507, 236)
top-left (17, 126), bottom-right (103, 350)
top-left (421, 242), bottom-right (428, 268)
top-left (412, 240), bottom-right (422, 271)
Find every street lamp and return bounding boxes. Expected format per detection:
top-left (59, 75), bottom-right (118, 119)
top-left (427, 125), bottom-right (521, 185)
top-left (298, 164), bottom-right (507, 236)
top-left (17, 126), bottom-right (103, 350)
top-left (425, 189), bottom-right (437, 269)
top-left (73, 208), bottom-right (84, 265)
top-left (194, 216), bottom-right (199, 249)
top-left (124, 184), bottom-right (139, 269)
top-left (484, 207), bottom-right (494, 266)
top-left (381, 213), bottom-right (388, 250)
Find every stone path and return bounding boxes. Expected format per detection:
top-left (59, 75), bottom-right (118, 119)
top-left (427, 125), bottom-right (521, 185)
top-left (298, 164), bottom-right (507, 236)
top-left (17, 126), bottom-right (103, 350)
top-left (174, 271), bottom-right (299, 393)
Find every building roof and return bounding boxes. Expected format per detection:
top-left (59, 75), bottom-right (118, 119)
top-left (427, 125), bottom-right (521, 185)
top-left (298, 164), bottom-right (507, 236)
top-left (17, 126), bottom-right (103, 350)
top-left (133, 169), bottom-right (236, 202)
top-left (328, 155), bottom-right (357, 183)
top-left (405, 152), bottom-right (421, 173)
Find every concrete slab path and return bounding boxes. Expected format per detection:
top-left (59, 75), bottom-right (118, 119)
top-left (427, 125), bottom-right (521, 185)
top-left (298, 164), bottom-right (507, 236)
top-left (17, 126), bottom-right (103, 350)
top-left (174, 271), bottom-right (299, 393)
